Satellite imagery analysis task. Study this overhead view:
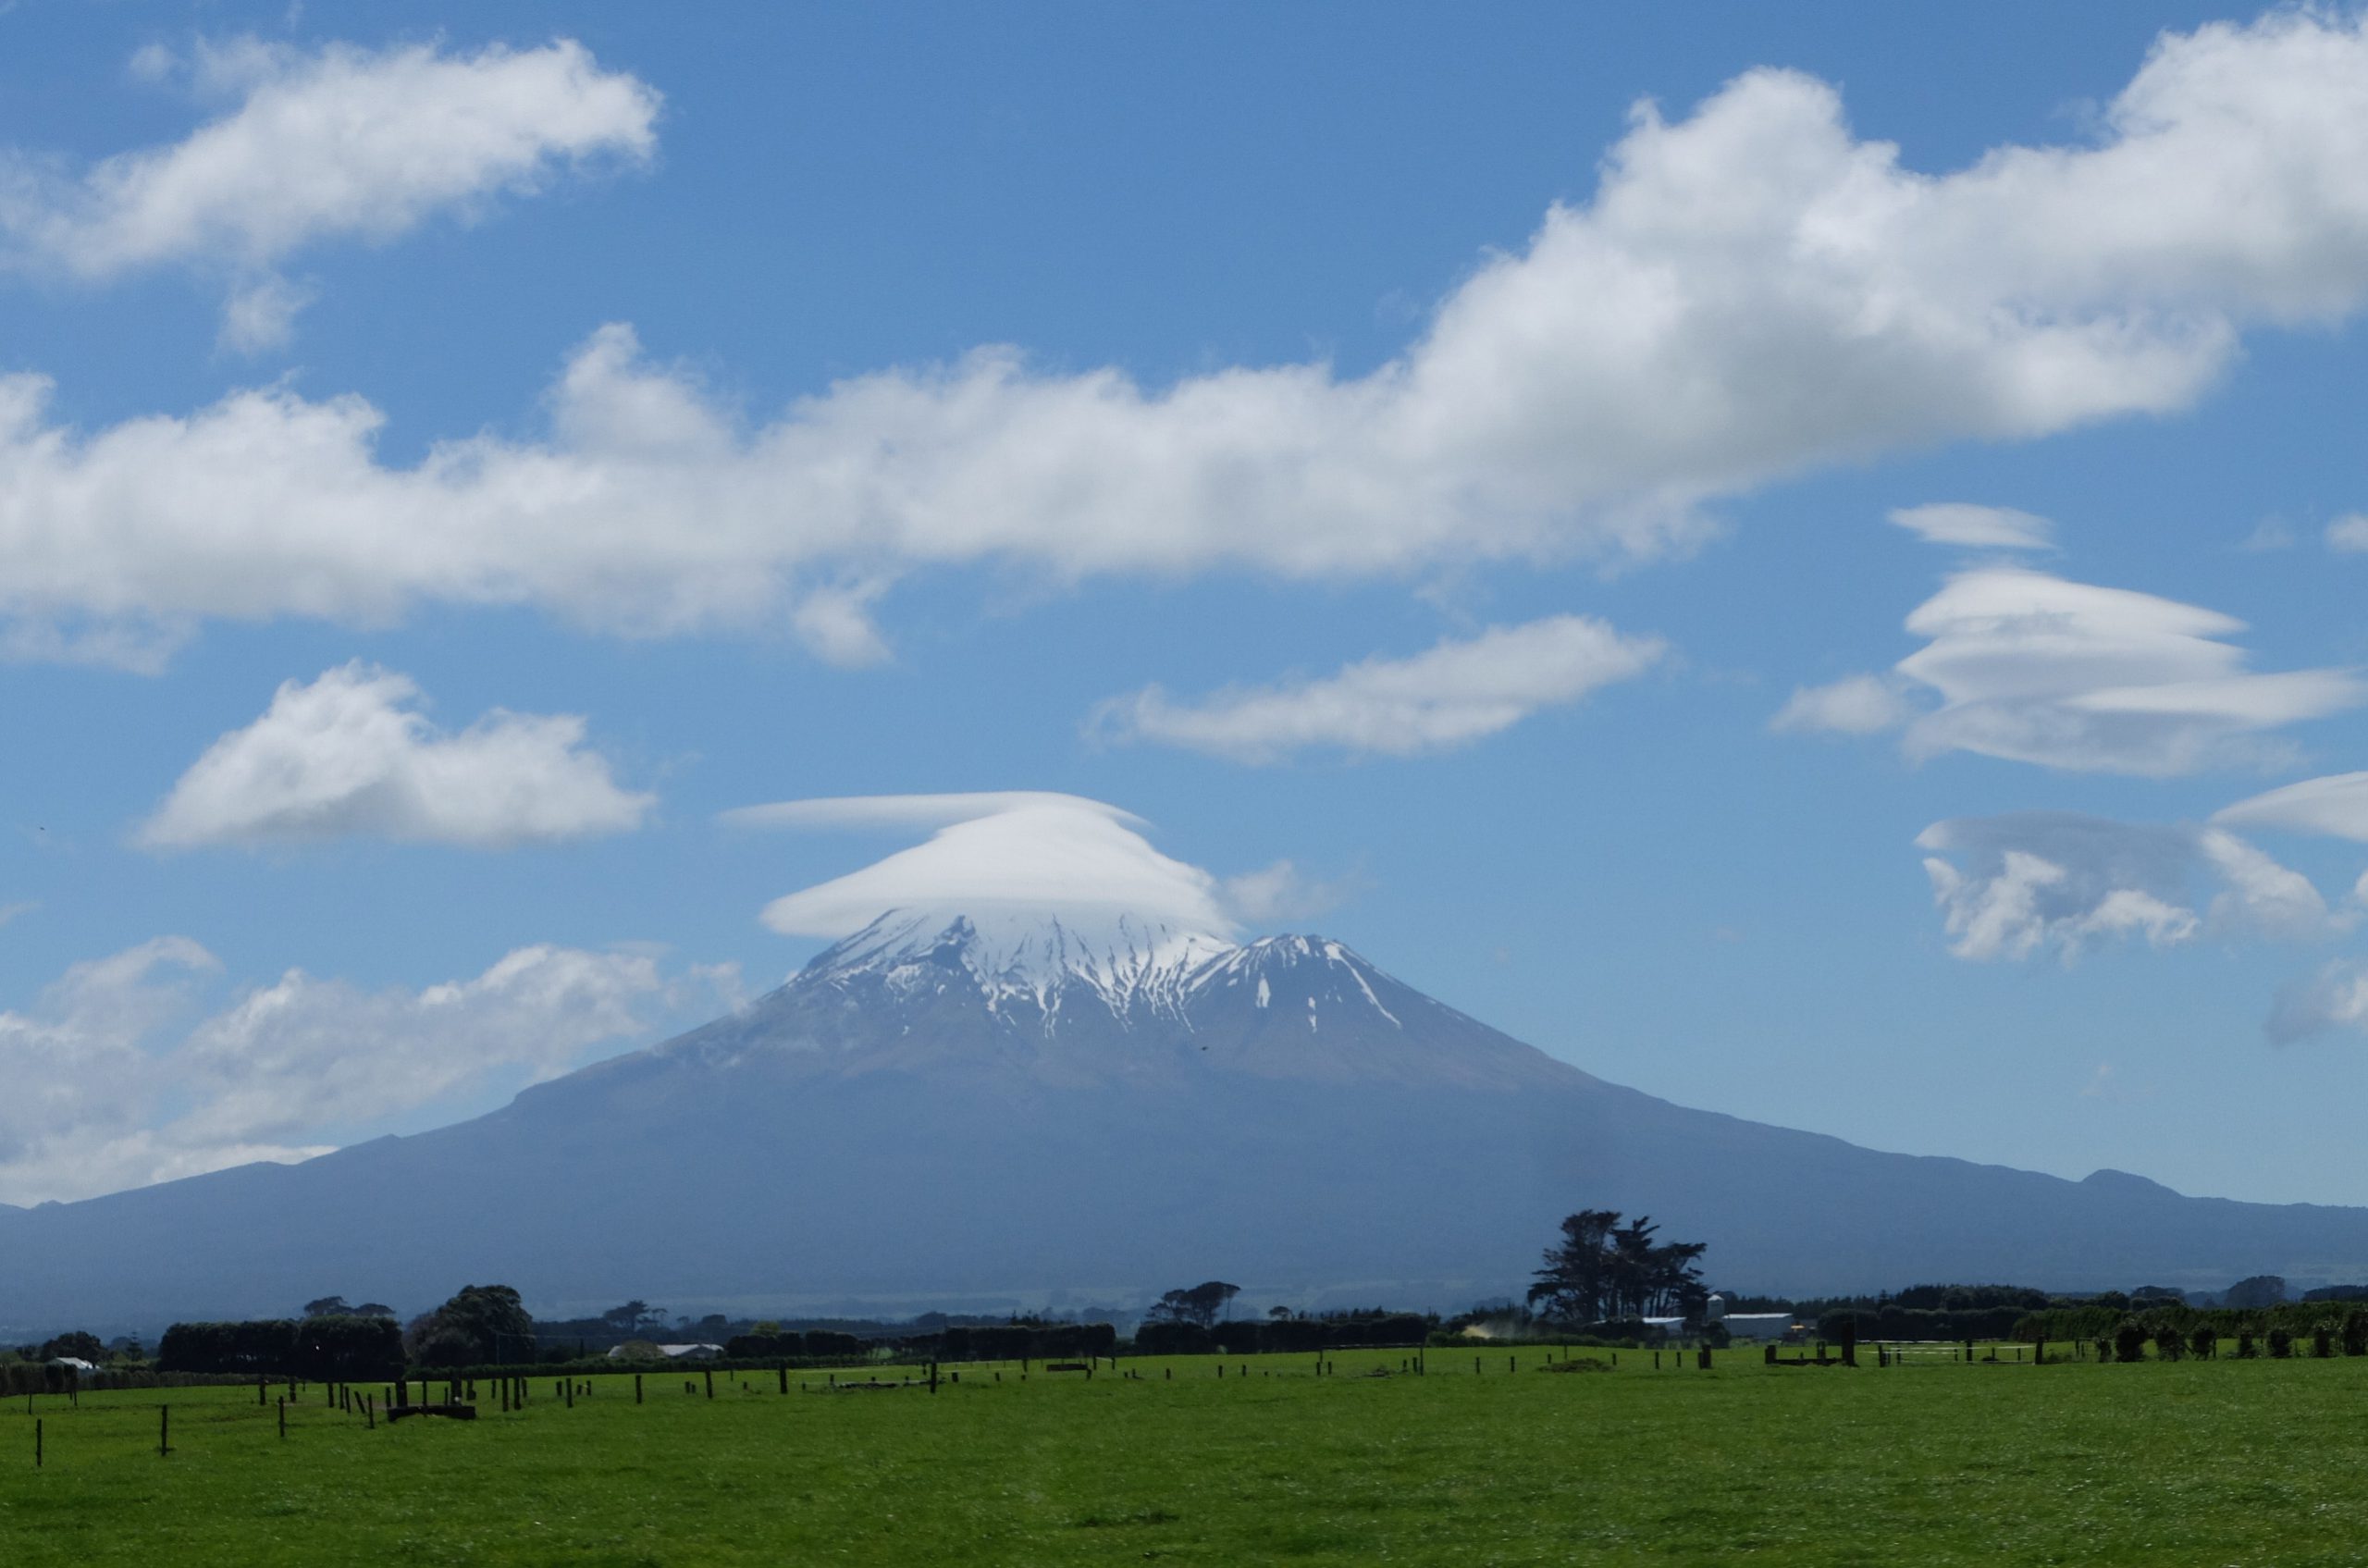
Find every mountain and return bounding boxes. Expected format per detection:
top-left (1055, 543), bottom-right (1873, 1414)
top-left (6, 909), bottom-right (2368, 1328)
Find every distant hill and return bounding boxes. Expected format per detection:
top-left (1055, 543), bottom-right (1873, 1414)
top-left (6, 909), bottom-right (2368, 1329)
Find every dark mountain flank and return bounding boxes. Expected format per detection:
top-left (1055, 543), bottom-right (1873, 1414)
top-left (6, 912), bottom-right (2366, 1325)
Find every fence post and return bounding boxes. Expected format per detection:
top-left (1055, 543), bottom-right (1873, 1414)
top-left (636, 1374), bottom-right (644, 1404)
top-left (705, 1369), bottom-right (714, 1401)
top-left (159, 1405), bottom-right (169, 1458)
top-left (278, 1399), bottom-right (287, 1439)
top-left (34, 1418), bottom-right (41, 1469)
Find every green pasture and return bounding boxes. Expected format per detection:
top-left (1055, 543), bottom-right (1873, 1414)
top-left (4, 1342), bottom-right (2365, 1565)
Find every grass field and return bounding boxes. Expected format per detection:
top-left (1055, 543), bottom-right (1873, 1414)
top-left (4, 1344), bottom-right (2365, 1565)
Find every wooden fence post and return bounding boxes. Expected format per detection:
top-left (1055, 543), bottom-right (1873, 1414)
top-left (278, 1399), bottom-right (287, 1439)
top-left (159, 1405), bottom-right (169, 1458)
top-left (635, 1374), bottom-right (644, 1404)
top-left (704, 1369), bottom-right (714, 1400)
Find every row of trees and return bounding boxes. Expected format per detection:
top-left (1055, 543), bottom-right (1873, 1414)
top-left (158, 1315), bottom-right (403, 1379)
top-left (2088, 1308), bottom-right (2368, 1363)
top-left (1135, 1312), bottom-right (1432, 1356)
top-left (2014, 1295), bottom-right (2368, 1347)
top-left (158, 1286), bottom-right (524, 1377)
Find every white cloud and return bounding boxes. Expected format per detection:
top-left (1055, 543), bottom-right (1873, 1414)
top-left (6, 14), bottom-right (2368, 656)
top-left (137, 662), bottom-right (653, 849)
top-left (0, 937), bottom-right (707, 1204)
top-left (1917, 811), bottom-right (2329, 962)
top-left (2196, 827), bottom-right (2337, 939)
top-left (2217, 771), bottom-right (2368, 841)
top-left (1886, 503), bottom-right (2055, 550)
top-left (2268, 960), bottom-right (2368, 1043)
top-left (2326, 513), bottom-right (2368, 552)
top-left (216, 273), bottom-right (317, 353)
top-left (1770, 673), bottom-right (1917, 735)
top-left (1090, 616), bottom-right (1664, 763)
top-left (166, 945), bottom-right (670, 1150)
top-left (1219, 859), bottom-right (1366, 925)
top-left (787, 582), bottom-right (894, 668)
top-left (1885, 567), bottom-right (2361, 774)
top-left (2241, 516), bottom-right (2297, 551)
top-left (0, 37), bottom-right (658, 348)
top-left (735, 792), bottom-right (1235, 942)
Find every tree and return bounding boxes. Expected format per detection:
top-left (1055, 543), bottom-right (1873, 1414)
top-left (405, 1284), bottom-right (534, 1367)
top-left (1528, 1211), bottom-right (1707, 1325)
top-left (2112, 1320), bottom-right (2150, 1364)
top-left (601, 1301), bottom-right (666, 1335)
top-left (2226, 1275), bottom-right (2288, 1309)
top-left (1528, 1210), bottom-right (1620, 1324)
top-left (37, 1331), bottom-right (104, 1364)
top-left (1147, 1282), bottom-right (1240, 1328)
top-left (353, 1303), bottom-right (396, 1319)
top-left (304, 1296), bottom-right (352, 1317)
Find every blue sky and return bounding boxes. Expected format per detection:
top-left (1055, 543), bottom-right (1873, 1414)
top-left (6, 1), bottom-right (2368, 1213)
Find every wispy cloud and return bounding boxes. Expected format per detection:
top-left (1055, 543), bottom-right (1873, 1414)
top-left (1917, 811), bottom-right (2332, 962)
top-left (1886, 503), bottom-right (2054, 551)
top-left (1091, 616), bottom-right (1664, 763)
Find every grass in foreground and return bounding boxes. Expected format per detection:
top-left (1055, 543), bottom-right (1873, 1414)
top-left (2, 1345), bottom-right (2363, 1565)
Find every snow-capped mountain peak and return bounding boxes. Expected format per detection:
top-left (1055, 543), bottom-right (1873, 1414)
top-left (800, 907), bottom-right (1237, 1024)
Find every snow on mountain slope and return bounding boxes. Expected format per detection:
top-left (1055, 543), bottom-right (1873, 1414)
top-left (809, 908), bottom-right (1236, 1025)
top-left (620, 908), bottom-right (1579, 1093)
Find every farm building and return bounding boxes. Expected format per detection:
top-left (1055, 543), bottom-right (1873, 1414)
top-left (1642, 1296), bottom-right (1797, 1340)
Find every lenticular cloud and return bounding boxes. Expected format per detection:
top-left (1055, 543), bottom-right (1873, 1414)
top-left (729, 793), bottom-right (1235, 942)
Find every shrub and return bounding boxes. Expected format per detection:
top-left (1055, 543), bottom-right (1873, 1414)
top-left (2189, 1325), bottom-right (2215, 1360)
top-left (802, 1330), bottom-right (865, 1358)
top-left (2312, 1324), bottom-right (2336, 1359)
top-left (2113, 1320), bottom-right (2151, 1364)
top-left (2268, 1327), bottom-right (2294, 1359)
top-left (2236, 1332), bottom-right (2257, 1359)
top-left (2152, 1327), bottom-right (2184, 1363)
top-left (2343, 1310), bottom-right (2368, 1357)
top-left (1132, 1321), bottom-right (1214, 1356)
